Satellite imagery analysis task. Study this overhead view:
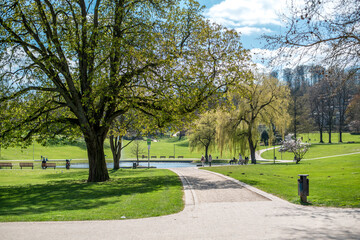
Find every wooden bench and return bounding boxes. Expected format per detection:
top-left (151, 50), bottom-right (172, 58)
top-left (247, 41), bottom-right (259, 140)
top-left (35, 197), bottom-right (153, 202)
top-left (19, 162), bottom-right (34, 169)
top-left (169, 156), bottom-right (175, 158)
top-left (45, 163), bottom-right (56, 169)
top-left (151, 156), bottom-right (157, 159)
top-left (229, 158), bottom-right (237, 164)
top-left (0, 162), bottom-right (12, 169)
top-left (160, 156), bottom-right (166, 159)
top-left (177, 156), bottom-right (184, 159)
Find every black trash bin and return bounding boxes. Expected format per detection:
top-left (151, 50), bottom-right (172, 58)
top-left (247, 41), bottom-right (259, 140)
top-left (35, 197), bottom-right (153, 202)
top-left (298, 174), bottom-right (309, 202)
top-left (133, 162), bottom-right (137, 169)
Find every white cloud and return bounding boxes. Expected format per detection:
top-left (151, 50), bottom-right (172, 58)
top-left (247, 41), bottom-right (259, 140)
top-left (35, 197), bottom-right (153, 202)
top-left (206, 0), bottom-right (287, 27)
top-left (236, 27), bottom-right (272, 35)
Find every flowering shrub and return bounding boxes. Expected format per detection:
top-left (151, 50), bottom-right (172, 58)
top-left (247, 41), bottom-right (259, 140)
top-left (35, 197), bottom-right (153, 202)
top-left (279, 139), bottom-right (310, 164)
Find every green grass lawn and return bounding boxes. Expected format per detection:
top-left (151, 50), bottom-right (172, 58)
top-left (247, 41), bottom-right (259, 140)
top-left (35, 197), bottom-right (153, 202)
top-left (262, 142), bottom-right (360, 160)
top-left (0, 169), bottom-right (184, 222)
top-left (205, 154), bottom-right (360, 208)
top-left (297, 132), bottom-right (360, 144)
top-left (0, 137), bottom-right (235, 161)
top-left (0, 141), bottom-right (113, 160)
top-left (2, 132), bottom-right (357, 161)
top-left (122, 137), bottom-right (237, 159)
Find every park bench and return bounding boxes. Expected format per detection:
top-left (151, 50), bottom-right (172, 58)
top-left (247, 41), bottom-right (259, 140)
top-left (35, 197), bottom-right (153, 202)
top-left (151, 156), bottom-right (157, 159)
top-left (0, 162), bottom-right (13, 169)
top-left (229, 158), bottom-right (237, 164)
top-left (169, 156), bottom-right (175, 158)
top-left (45, 163), bottom-right (56, 169)
top-left (177, 156), bottom-right (184, 159)
top-left (160, 156), bottom-right (166, 159)
top-left (142, 155), bottom-right (146, 159)
top-left (19, 162), bottom-right (34, 169)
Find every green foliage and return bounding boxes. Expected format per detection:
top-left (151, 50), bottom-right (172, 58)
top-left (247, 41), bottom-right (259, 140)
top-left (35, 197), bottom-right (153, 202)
top-left (0, 169), bottom-right (183, 221)
top-left (216, 74), bottom-right (291, 161)
top-left (188, 111), bottom-right (217, 160)
top-left (0, 0), bottom-right (250, 181)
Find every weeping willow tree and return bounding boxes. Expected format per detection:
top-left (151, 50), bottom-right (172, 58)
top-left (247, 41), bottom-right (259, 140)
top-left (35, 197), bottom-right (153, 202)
top-left (188, 111), bottom-right (217, 162)
top-left (217, 74), bottom-right (290, 164)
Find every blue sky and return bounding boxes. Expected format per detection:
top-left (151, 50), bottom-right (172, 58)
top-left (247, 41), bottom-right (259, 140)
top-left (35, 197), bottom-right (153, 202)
top-left (197, 0), bottom-right (286, 50)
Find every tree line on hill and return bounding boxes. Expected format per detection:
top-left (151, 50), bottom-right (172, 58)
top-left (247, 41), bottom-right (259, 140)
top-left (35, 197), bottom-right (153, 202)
top-left (271, 65), bottom-right (359, 143)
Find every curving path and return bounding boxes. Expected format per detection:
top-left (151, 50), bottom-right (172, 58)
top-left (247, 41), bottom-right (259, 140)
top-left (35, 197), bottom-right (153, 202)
top-left (1, 168), bottom-right (359, 240)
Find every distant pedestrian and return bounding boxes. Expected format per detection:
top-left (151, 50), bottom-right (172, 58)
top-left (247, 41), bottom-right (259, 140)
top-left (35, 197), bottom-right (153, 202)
top-left (238, 154), bottom-right (243, 165)
top-left (208, 154), bottom-right (212, 167)
top-left (41, 157), bottom-right (46, 169)
top-left (201, 155), bottom-right (205, 167)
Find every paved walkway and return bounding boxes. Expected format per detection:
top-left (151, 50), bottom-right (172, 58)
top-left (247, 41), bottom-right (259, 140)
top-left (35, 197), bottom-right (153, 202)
top-left (1, 168), bottom-right (359, 240)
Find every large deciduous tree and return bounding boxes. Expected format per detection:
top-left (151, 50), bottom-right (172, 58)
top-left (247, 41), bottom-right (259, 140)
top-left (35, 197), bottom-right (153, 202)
top-left (217, 74), bottom-right (290, 164)
top-left (0, 0), bottom-right (248, 181)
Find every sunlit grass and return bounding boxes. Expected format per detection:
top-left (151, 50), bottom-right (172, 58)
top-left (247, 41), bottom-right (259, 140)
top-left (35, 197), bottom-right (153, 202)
top-left (0, 169), bottom-right (183, 222)
top-left (206, 154), bottom-right (360, 207)
top-left (262, 142), bottom-right (360, 160)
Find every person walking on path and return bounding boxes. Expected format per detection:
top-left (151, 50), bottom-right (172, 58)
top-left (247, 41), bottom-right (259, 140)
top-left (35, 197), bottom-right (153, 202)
top-left (201, 155), bottom-right (205, 167)
top-left (208, 154), bottom-right (212, 167)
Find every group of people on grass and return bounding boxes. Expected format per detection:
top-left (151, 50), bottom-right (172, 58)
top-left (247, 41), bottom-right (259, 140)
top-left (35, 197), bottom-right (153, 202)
top-left (200, 153), bottom-right (248, 167)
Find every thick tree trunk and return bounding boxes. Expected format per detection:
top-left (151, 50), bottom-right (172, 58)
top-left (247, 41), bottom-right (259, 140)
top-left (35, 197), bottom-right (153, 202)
top-left (205, 145), bottom-right (209, 163)
top-left (248, 137), bottom-right (256, 164)
top-left (110, 135), bottom-right (122, 170)
top-left (328, 128), bottom-right (332, 143)
top-left (86, 135), bottom-right (109, 182)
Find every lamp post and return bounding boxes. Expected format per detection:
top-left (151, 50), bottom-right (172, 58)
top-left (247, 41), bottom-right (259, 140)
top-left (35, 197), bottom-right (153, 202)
top-left (147, 138), bottom-right (151, 168)
top-left (272, 123), bottom-right (276, 164)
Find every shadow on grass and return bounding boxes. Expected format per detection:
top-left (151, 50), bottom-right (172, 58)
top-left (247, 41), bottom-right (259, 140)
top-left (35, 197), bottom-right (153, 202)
top-left (175, 141), bottom-right (189, 147)
top-left (0, 174), bottom-right (181, 217)
top-left (300, 201), bottom-right (313, 206)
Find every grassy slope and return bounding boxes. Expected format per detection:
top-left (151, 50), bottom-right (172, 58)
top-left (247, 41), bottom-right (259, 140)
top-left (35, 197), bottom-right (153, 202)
top-left (262, 142), bottom-right (360, 160)
top-left (0, 137), bottom-right (235, 161)
top-left (0, 169), bottom-right (183, 222)
top-left (1, 132), bottom-right (357, 161)
top-left (206, 154), bottom-right (360, 207)
top-left (297, 132), bottom-right (360, 144)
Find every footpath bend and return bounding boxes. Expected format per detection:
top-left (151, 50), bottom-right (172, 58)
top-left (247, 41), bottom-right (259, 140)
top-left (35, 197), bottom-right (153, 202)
top-left (1, 167), bottom-right (359, 240)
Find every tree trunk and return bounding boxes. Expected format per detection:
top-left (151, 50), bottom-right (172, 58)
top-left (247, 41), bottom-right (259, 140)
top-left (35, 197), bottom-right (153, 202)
top-left (205, 145), bottom-right (209, 163)
top-left (110, 135), bottom-right (122, 170)
top-left (319, 128), bottom-right (324, 143)
top-left (248, 137), bottom-right (256, 164)
top-left (339, 109), bottom-right (344, 143)
top-left (294, 96), bottom-right (297, 140)
top-left (328, 127), bottom-right (332, 143)
top-left (86, 135), bottom-right (109, 182)
top-left (339, 129), bottom-right (342, 143)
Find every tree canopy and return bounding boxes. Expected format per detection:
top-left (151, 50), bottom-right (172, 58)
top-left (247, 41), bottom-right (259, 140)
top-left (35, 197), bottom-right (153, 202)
top-left (0, 0), bottom-right (249, 181)
top-left (188, 111), bottom-right (217, 162)
top-left (216, 74), bottom-right (290, 164)
top-left (264, 0), bottom-right (360, 70)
